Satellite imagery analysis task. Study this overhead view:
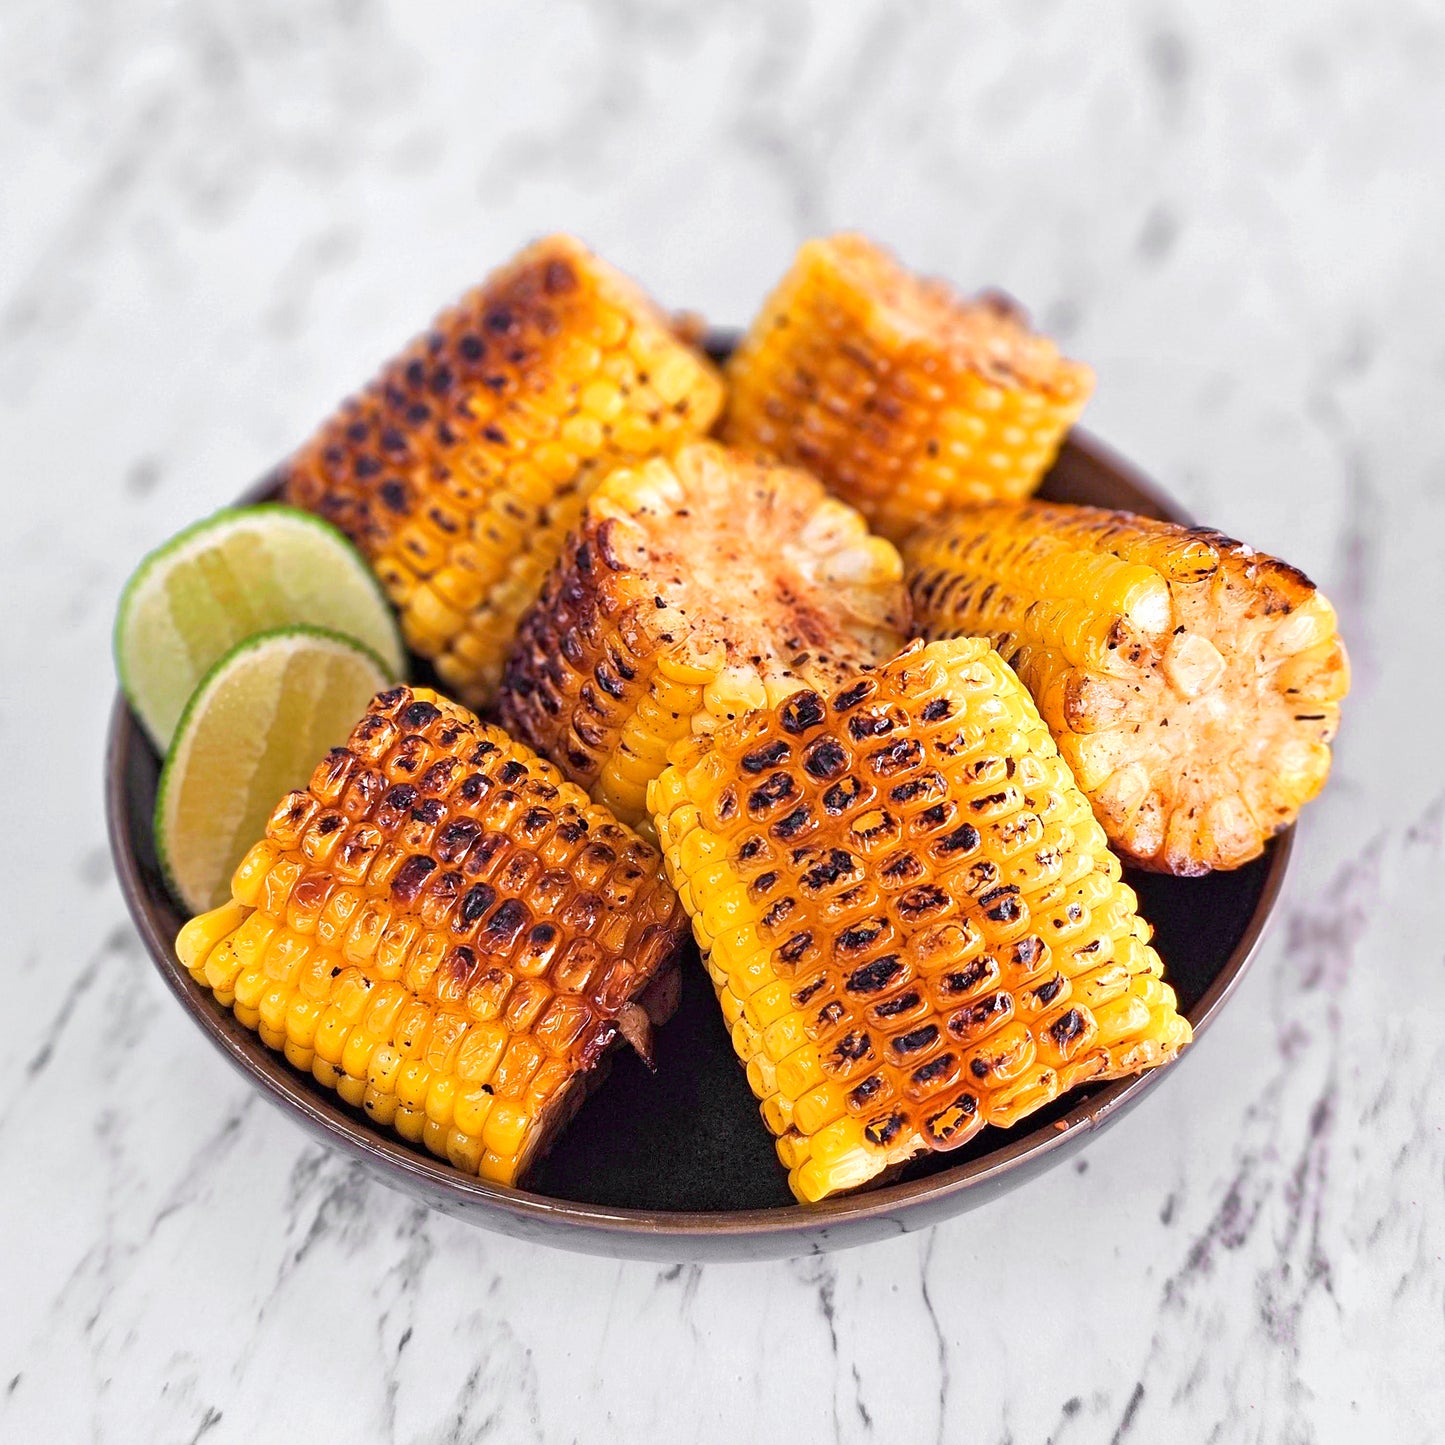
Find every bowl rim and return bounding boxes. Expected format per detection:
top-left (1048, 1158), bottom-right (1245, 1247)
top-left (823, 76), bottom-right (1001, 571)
top-left (105, 424), bottom-right (1294, 1246)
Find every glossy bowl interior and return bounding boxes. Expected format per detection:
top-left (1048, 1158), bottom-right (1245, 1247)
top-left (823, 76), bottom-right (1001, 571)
top-left (107, 362), bottom-right (1290, 1260)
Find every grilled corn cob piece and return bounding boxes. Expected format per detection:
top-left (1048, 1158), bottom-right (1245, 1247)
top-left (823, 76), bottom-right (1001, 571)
top-left (500, 439), bottom-right (910, 832)
top-left (279, 235), bottom-right (725, 707)
top-left (650, 638), bottom-right (1190, 1203)
top-left (905, 501), bottom-right (1350, 875)
top-left (721, 234), bottom-right (1093, 546)
top-left (176, 685), bottom-right (686, 1186)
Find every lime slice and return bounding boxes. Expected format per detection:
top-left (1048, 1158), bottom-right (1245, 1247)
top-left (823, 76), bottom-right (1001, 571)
top-left (156, 626), bottom-right (394, 915)
top-left (116, 504), bottom-right (404, 750)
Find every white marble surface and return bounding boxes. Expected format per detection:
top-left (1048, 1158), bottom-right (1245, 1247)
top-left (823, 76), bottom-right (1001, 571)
top-left (2, 1), bottom-right (1442, 1439)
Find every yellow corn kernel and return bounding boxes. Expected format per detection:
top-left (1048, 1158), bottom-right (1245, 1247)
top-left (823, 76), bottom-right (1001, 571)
top-left (453, 1085), bottom-right (497, 1139)
top-left (233, 964), bottom-right (268, 1012)
top-left (365, 1085), bottom-right (398, 1127)
top-left (395, 1060), bottom-right (431, 1110)
top-left (394, 1104), bottom-right (426, 1143)
top-left (283, 1040), bottom-right (314, 1072)
top-left (482, 1100), bottom-right (529, 1159)
top-left (312, 1006), bottom-right (352, 1066)
top-left (176, 902), bottom-right (248, 974)
top-left (446, 1128), bottom-right (486, 1174)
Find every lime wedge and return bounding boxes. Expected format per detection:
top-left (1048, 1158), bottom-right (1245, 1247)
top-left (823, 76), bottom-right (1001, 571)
top-left (156, 627), bottom-right (393, 914)
top-left (116, 504), bottom-right (404, 750)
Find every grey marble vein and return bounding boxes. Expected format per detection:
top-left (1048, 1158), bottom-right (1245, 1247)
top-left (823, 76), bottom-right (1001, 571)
top-left (2, 0), bottom-right (1442, 1440)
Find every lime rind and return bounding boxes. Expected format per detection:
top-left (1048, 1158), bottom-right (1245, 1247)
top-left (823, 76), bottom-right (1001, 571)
top-left (116, 504), bottom-right (405, 750)
top-left (154, 624), bottom-right (396, 914)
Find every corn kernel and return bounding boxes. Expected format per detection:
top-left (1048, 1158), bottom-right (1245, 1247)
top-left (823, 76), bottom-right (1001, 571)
top-left (482, 1100), bottom-right (529, 1158)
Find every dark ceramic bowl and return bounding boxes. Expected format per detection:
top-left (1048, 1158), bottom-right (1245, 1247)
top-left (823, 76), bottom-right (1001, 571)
top-left (107, 340), bottom-right (1291, 1261)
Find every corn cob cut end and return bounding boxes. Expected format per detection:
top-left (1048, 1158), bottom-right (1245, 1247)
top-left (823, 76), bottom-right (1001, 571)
top-left (652, 636), bottom-right (1191, 1203)
top-left (906, 502), bottom-right (1350, 874)
top-left (500, 440), bottom-right (910, 829)
top-left (280, 236), bottom-right (725, 708)
top-left (177, 684), bottom-right (687, 1186)
top-left (722, 233), bottom-right (1094, 544)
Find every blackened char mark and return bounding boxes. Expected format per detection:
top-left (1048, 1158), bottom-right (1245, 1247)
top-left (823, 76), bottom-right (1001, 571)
top-left (874, 989), bottom-right (921, 1020)
top-left (391, 854), bottom-right (437, 904)
top-left (401, 700), bottom-right (442, 730)
top-left (479, 898), bottom-right (529, 952)
top-left (803, 738), bottom-right (849, 780)
top-left (830, 1030), bottom-right (873, 1064)
top-left (864, 1112), bottom-right (907, 1146)
top-left (455, 881), bottom-right (498, 930)
top-left (780, 692), bottom-right (826, 735)
top-left (771, 805), bottom-right (813, 841)
top-left (800, 848), bottom-right (858, 893)
top-left (748, 772), bottom-right (797, 815)
top-left (979, 885), bottom-right (1022, 923)
top-left (845, 955), bottom-right (903, 995)
top-left (831, 679), bottom-right (876, 713)
top-left (740, 739), bottom-right (791, 773)
top-left (892, 1023), bottom-right (939, 1057)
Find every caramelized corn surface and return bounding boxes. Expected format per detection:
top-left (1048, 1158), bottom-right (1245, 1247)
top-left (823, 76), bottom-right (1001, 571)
top-left (176, 685), bottom-right (686, 1186)
top-left (500, 440), bottom-right (909, 830)
top-left (651, 638), bottom-right (1190, 1203)
top-left (905, 502), bottom-right (1349, 874)
top-left (721, 234), bottom-right (1093, 544)
top-left (281, 235), bottom-right (724, 706)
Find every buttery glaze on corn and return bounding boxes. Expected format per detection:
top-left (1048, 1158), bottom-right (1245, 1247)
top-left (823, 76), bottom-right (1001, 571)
top-left (904, 502), bottom-right (1349, 875)
top-left (500, 440), bottom-right (909, 833)
top-left (721, 234), bottom-right (1093, 546)
top-left (651, 638), bottom-right (1190, 1203)
top-left (280, 235), bottom-right (724, 706)
top-left (177, 685), bottom-right (686, 1187)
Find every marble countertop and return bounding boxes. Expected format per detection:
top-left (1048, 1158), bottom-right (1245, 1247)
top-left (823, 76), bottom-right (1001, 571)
top-left (3, 1), bottom-right (1440, 1440)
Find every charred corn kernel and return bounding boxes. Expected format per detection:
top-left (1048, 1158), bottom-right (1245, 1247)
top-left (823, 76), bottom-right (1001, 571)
top-left (280, 236), bottom-right (724, 707)
top-left (176, 684), bottom-right (687, 1188)
top-left (653, 638), bottom-right (1190, 1203)
top-left (500, 440), bottom-right (909, 831)
top-left (904, 501), bottom-right (1350, 874)
top-left (721, 234), bottom-right (1093, 546)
